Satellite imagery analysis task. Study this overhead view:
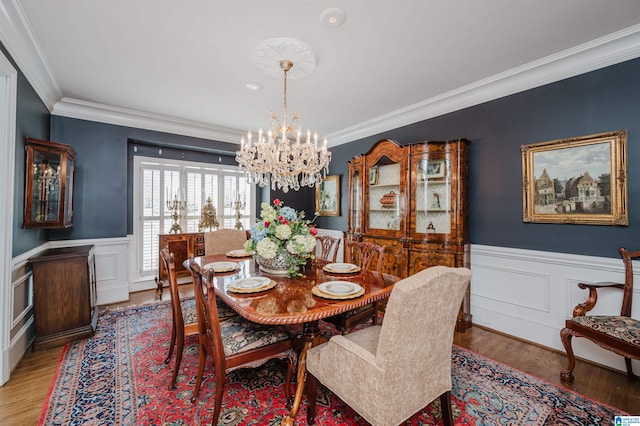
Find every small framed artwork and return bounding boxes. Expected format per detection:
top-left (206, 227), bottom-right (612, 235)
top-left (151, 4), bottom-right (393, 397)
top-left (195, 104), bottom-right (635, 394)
top-left (417, 159), bottom-right (446, 180)
top-left (521, 130), bottom-right (628, 226)
top-left (316, 175), bottom-right (340, 216)
top-left (369, 167), bottom-right (378, 185)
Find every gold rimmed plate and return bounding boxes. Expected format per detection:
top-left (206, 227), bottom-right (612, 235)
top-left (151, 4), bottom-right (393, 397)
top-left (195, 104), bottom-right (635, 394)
top-left (227, 277), bottom-right (276, 293)
top-left (312, 281), bottom-right (365, 300)
top-left (226, 249), bottom-right (252, 258)
top-left (203, 261), bottom-right (239, 273)
top-left (323, 262), bottom-right (361, 274)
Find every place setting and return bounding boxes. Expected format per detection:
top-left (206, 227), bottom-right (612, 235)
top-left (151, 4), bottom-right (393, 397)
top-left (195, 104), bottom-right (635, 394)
top-left (322, 262), bottom-right (361, 275)
top-left (203, 261), bottom-right (240, 273)
top-left (311, 281), bottom-right (365, 300)
top-left (227, 276), bottom-right (276, 293)
top-left (225, 249), bottom-right (253, 258)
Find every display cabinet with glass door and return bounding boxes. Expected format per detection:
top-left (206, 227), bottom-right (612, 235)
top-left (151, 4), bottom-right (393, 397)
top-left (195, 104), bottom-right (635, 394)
top-left (24, 138), bottom-right (75, 228)
top-left (350, 139), bottom-right (408, 277)
top-left (408, 139), bottom-right (471, 330)
top-left (347, 138), bottom-right (471, 331)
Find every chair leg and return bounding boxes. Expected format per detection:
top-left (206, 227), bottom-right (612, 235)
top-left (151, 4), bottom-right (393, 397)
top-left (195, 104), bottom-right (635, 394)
top-left (283, 357), bottom-right (294, 403)
top-left (306, 372), bottom-right (319, 425)
top-left (559, 328), bottom-right (576, 382)
top-left (625, 357), bottom-right (637, 379)
top-left (190, 343), bottom-right (207, 402)
top-left (211, 370), bottom-right (226, 426)
top-left (169, 329), bottom-right (185, 389)
top-left (164, 320), bottom-right (176, 364)
top-left (439, 390), bottom-right (454, 426)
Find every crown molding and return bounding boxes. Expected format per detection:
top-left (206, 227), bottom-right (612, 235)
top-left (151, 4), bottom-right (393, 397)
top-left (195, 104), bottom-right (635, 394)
top-left (326, 23), bottom-right (640, 146)
top-left (52, 98), bottom-right (244, 143)
top-left (0, 0), bottom-right (62, 111)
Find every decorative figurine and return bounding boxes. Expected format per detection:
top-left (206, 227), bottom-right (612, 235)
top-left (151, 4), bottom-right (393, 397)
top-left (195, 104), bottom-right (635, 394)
top-left (198, 196), bottom-right (219, 231)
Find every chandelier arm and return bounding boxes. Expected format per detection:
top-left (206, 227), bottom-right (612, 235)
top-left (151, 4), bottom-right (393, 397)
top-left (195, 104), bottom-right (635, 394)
top-left (236, 59), bottom-right (331, 191)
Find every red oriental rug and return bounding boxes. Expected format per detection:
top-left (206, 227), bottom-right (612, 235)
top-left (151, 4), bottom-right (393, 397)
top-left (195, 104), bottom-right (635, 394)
top-left (39, 301), bottom-right (626, 425)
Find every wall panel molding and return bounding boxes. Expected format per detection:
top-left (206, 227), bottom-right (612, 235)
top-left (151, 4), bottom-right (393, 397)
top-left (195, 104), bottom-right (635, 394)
top-left (471, 244), bottom-right (638, 374)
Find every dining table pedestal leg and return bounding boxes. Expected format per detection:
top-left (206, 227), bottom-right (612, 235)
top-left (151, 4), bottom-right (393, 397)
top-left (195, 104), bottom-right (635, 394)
top-left (281, 320), bottom-right (323, 426)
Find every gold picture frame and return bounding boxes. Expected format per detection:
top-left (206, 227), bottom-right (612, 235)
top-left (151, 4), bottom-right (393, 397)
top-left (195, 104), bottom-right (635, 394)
top-left (521, 130), bottom-right (628, 225)
top-left (316, 175), bottom-right (340, 216)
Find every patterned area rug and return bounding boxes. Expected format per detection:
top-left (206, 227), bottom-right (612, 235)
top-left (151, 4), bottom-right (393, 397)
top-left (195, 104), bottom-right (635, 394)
top-left (39, 301), bottom-right (626, 425)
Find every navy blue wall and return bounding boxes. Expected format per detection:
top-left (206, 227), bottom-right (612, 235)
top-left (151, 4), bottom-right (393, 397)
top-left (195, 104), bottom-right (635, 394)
top-left (315, 58), bottom-right (640, 258)
top-left (49, 117), bottom-right (239, 240)
top-left (2, 42), bottom-right (50, 257)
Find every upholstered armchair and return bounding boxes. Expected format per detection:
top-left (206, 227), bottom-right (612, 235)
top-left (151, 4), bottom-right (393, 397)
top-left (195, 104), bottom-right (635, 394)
top-left (204, 229), bottom-right (249, 255)
top-left (560, 247), bottom-right (640, 381)
top-left (306, 265), bottom-right (472, 426)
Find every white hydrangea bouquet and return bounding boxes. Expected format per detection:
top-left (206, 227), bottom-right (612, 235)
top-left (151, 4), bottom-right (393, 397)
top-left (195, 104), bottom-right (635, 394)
top-left (245, 199), bottom-right (318, 276)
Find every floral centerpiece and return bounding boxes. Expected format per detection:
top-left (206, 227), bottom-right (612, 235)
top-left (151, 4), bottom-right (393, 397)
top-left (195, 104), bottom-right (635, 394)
top-left (245, 199), bottom-right (318, 276)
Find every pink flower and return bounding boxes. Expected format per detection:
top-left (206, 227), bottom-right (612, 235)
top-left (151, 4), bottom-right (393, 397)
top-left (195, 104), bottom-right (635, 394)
top-left (264, 221), bottom-right (270, 228)
top-left (278, 215), bottom-right (285, 223)
top-left (310, 228), bottom-right (318, 236)
top-left (273, 199), bottom-right (282, 206)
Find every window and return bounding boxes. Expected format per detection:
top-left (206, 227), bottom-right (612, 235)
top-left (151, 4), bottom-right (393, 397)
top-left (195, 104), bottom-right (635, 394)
top-left (133, 156), bottom-right (255, 278)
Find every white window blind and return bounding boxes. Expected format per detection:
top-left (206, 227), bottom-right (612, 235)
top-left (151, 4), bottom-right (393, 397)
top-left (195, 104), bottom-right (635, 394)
top-left (134, 156), bottom-right (255, 278)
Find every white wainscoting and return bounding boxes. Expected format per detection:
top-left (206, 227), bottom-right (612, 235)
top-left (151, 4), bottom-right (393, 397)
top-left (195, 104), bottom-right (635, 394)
top-left (8, 236), bottom-right (635, 378)
top-left (471, 244), bottom-right (638, 374)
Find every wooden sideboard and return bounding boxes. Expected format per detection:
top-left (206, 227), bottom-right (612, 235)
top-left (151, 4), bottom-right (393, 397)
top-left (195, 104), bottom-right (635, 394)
top-left (29, 245), bottom-right (98, 350)
top-left (156, 232), bottom-right (205, 290)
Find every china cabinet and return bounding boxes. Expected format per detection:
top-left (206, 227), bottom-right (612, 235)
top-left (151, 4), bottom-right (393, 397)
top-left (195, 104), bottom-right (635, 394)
top-left (347, 138), bottom-right (471, 331)
top-left (30, 245), bottom-right (97, 350)
top-left (24, 138), bottom-right (75, 228)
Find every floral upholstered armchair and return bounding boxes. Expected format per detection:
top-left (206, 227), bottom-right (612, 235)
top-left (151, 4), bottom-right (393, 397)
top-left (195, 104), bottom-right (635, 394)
top-left (306, 265), bottom-right (472, 426)
top-left (560, 247), bottom-right (640, 381)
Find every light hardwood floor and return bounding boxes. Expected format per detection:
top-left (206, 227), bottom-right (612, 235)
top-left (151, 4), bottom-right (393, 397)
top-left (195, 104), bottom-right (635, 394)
top-left (1, 287), bottom-right (639, 425)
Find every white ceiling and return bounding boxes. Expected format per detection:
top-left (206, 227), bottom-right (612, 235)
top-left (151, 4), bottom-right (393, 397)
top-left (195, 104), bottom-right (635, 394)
top-left (3, 1), bottom-right (640, 146)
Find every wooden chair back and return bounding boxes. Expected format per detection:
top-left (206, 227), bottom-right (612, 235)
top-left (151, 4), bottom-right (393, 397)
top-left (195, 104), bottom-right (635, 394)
top-left (560, 246), bottom-right (640, 381)
top-left (188, 259), bottom-right (295, 424)
top-left (315, 235), bottom-right (341, 262)
top-left (160, 247), bottom-right (199, 389)
top-left (344, 240), bottom-right (385, 274)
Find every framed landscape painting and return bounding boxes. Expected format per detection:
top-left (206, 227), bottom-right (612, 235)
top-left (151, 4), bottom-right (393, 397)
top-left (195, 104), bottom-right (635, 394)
top-left (521, 130), bottom-right (628, 225)
top-left (316, 175), bottom-right (340, 216)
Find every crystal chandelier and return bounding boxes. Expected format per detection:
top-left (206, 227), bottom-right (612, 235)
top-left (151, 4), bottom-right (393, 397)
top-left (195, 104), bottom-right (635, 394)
top-left (236, 59), bottom-right (331, 193)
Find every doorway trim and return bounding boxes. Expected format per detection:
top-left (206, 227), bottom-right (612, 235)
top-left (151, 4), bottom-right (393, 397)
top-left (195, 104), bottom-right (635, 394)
top-left (0, 48), bottom-right (18, 385)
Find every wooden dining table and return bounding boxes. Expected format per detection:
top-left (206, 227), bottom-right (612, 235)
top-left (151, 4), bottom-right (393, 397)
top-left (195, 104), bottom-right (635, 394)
top-left (187, 253), bottom-right (399, 426)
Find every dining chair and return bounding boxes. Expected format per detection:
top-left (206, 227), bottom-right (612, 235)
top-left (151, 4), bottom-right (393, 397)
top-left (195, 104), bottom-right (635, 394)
top-left (188, 260), bottom-right (296, 425)
top-left (322, 240), bottom-right (385, 334)
top-left (306, 265), bottom-right (472, 426)
top-left (204, 229), bottom-right (249, 255)
top-left (161, 248), bottom-right (237, 390)
top-left (315, 235), bottom-right (341, 263)
top-left (560, 246), bottom-right (640, 382)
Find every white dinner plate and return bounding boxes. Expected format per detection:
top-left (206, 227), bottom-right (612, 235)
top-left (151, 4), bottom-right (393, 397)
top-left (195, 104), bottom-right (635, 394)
top-left (203, 261), bottom-right (239, 273)
top-left (323, 263), bottom-right (361, 273)
top-left (232, 277), bottom-right (271, 289)
top-left (226, 249), bottom-right (252, 258)
top-left (318, 281), bottom-right (362, 296)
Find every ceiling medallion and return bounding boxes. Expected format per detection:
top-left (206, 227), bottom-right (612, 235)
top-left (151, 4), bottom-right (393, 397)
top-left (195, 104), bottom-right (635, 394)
top-left (236, 42), bottom-right (331, 193)
top-left (252, 37), bottom-right (318, 80)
